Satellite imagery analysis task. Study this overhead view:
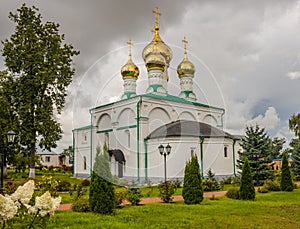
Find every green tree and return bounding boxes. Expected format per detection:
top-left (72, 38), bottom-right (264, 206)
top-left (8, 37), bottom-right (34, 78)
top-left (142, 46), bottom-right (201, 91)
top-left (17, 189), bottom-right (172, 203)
top-left (89, 146), bottom-right (115, 214)
top-left (206, 168), bottom-right (220, 190)
top-left (240, 157), bottom-right (255, 200)
top-left (290, 138), bottom-right (300, 180)
top-left (182, 155), bottom-right (203, 204)
top-left (238, 125), bottom-right (273, 186)
top-left (1, 4), bottom-right (79, 178)
top-left (280, 153), bottom-right (294, 191)
top-left (270, 137), bottom-right (286, 159)
top-left (289, 113), bottom-right (300, 139)
top-left (289, 114), bottom-right (300, 181)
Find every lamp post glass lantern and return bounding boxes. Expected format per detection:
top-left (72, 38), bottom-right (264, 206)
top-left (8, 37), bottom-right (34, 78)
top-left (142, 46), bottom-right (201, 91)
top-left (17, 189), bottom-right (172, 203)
top-left (158, 144), bottom-right (172, 182)
top-left (7, 130), bottom-right (16, 143)
top-left (1, 130), bottom-right (16, 193)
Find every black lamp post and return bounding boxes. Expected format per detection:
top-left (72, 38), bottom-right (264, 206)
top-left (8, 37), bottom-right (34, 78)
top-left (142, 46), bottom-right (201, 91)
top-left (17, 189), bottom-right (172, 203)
top-left (1, 130), bottom-right (16, 193)
top-left (158, 143), bottom-right (171, 183)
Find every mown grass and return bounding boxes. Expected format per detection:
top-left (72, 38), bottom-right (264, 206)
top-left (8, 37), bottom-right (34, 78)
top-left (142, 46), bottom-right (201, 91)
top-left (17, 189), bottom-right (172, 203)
top-left (48, 189), bottom-right (300, 229)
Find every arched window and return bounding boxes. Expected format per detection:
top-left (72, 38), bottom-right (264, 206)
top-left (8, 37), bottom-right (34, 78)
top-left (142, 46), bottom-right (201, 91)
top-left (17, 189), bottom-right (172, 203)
top-left (83, 156), bottom-right (87, 170)
top-left (224, 146), bottom-right (228, 158)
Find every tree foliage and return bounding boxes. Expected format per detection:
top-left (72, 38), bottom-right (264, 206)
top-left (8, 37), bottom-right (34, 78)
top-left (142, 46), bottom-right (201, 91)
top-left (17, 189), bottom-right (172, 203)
top-left (238, 125), bottom-right (273, 186)
top-left (1, 4), bottom-right (79, 178)
top-left (182, 155), bottom-right (203, 204)
top-left (280, 153), bottom-right (294, 192)
top-left (270, 137), bottom-right (286, 159)
top-left (290, 138), bottom-right (300, 180)
top-left (289, 113), bottom-right (300, 139)
top-left (206, 168), bottom-right (220, 190)
top-left (89, 146), bottom-right (115, 214)
top-left (239, 157), bottom-right (255, 200)
top-left (289, 113), bottom-right (300, 181)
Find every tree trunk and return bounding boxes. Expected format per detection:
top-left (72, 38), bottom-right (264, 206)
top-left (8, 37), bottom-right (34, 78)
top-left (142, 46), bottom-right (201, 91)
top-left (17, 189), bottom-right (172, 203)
top-left (28, 143), bottom-right (35, 179)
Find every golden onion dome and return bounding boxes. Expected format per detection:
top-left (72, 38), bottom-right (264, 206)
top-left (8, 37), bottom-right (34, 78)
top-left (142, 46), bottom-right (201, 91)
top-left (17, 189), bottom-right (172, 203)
top-left (177, 37), bottom-right (195, 78)
top-left (121, 55), bottom-right (139, 79)
top-left (145, 42), bottom-right (166, 71)
top-left (142, 26), bottom-right (173, 66)
top-left (121, 40), bottom-right (139, 79)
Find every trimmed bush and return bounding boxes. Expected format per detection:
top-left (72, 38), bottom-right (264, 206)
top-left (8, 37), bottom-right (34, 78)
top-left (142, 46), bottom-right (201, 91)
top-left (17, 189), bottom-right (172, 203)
top-left (226, 187), bottom-right (240, 199)
top-left (125, 187), bottom-right (143, 206)
top-left (72, 197), bottom-right (91, 212)
top-left (281, 153), bottom-right (294, 192)
top-left (81, 179), bottom-right (90, 186)
top-left (202, 179), bottom-right (214, 191)
top-left (158, 181), bottom-right (176, 203)
top-left (182, 155), bottom-right (203, 204)
top-left (57, 180), bottom-right (71, 191)
top-left (263, 180), bottom-right (281, 191)
top-left (89, 146), bottom-right (115, 214)
top-left (240, 157), bottom-right (255, 200)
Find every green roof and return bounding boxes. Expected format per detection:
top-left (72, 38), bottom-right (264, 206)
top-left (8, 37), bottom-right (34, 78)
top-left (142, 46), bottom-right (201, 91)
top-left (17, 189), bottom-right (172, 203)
top-left (91, 93), bottom-right (224, 111)
top-left (141, 93), bottom-right (224, 111)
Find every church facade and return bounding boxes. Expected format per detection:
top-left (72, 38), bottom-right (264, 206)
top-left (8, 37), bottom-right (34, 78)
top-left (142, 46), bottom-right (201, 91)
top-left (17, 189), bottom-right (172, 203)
top-left (73, 7), bottom-right (242, 183)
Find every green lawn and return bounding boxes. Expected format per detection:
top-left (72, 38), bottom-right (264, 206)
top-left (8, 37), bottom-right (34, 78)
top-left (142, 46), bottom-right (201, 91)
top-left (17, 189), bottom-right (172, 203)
top-left (47, 189), bottom-right (300, 229)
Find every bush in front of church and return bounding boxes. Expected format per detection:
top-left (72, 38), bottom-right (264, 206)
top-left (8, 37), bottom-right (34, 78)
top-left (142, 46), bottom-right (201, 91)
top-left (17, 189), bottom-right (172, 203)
top-left (182, 155), bottom-right (203, 204)
top-left (280, 153), bottom-right (294, 192)
top-left (239, 157), bottom-right (255, 200)
top-left (158, 180), bottom-right (176, 203)
top-left (89, 146), bottom-right (116, 214)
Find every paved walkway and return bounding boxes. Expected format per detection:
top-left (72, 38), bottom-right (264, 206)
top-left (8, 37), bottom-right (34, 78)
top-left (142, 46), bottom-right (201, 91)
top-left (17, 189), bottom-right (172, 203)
top-left (58, 181), bottom-right (300, 210)
top-left (58, 190), bottom-right (227, 211)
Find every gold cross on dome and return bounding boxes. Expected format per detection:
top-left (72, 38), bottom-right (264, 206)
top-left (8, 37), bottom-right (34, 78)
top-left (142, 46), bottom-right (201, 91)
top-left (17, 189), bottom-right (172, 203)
top-left (152, 6), bottom-right (162, 27)
top-left (127, 39), bottom-right (133, 56)
top-left (182, 36), bottom-right (188, 54)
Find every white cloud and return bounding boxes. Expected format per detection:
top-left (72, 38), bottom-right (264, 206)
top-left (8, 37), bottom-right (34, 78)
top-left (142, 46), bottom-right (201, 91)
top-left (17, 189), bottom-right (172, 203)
top-left (286, 71), bottom-right (300, 80)
top-left (246, 106), bottom-right (280, 131)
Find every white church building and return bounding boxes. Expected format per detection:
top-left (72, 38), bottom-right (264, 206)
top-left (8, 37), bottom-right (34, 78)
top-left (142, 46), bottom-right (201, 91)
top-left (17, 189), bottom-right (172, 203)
top-left (73, 8), bottom-right (242, 183)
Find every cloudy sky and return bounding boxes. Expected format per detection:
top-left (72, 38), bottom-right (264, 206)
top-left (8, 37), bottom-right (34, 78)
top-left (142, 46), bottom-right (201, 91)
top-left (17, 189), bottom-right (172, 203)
top-left (1, 0), bottom-right (300, 151)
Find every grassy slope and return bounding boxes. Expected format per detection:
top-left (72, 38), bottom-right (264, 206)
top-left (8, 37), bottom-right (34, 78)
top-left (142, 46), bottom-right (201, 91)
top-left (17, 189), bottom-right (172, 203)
top-left (48, 189), bottom-right (300, 229)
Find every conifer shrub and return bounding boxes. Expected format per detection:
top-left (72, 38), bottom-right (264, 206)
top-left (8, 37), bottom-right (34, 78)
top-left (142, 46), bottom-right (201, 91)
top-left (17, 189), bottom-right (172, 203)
top-left (206, 169), bottom-right (220, 190)
top-left (89, 146), bottom-right (115, 214)
top-left (281, 153), bottom-right (294, 192)
top-left (239, 157), bottom-right (255, 200)
top-left (182, 155), bottom-right (203, 204)
top-left (225, 187), bottom-right (240, 199)
top-left (263, 180), bottom-right (281, 191)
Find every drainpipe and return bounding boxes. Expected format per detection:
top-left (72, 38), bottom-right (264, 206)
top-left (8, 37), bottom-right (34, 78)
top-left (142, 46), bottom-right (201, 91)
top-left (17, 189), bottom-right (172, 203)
top-left (89, 109), bottom-right (93, 177)
top-left (220, 109), bottom-right (225, 129)
top-left (200, 136), bottom-right (204, 178)
top-left (232, 139), bottom-right (237, 176)
top-left (144, 138), bottom-right (148, 184)
top-left (72, 130), bottom-right (75, 176)
top-left (136, 97), bottom-right (142, 182)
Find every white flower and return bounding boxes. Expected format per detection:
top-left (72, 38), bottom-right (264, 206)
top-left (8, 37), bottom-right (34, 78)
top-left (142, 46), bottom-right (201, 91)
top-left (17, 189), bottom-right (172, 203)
top-left (0, 194), bottom-right (18, 221)
top-left (34, 191), bottom-right (61, 217)
top-left (11, 180), bottom-right (35, 205)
